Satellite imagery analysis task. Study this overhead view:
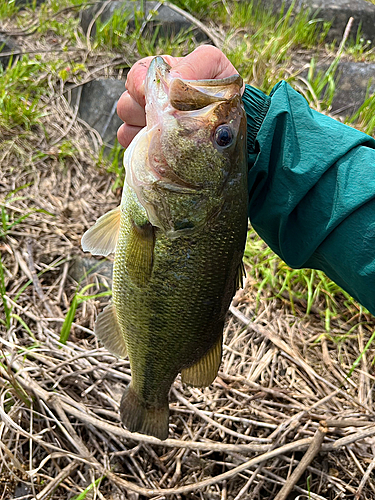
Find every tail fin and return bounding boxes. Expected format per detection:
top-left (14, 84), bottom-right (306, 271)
top-left (120, 386), bottom-right (169, 440)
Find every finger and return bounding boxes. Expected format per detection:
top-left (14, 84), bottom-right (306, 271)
top-left (169, 46), bottom-right (237, 80)
top-left (125, 56), bottom-right (156, 107)
top-left (125, 54), bottom-right (182, 107)
top-left (117, 91), bottom-right (146, 127)
top-left (117, 123), bottom-right (143, 148)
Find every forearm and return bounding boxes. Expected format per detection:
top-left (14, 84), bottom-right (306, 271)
top-left (243, 81), bottom-right (375, 314)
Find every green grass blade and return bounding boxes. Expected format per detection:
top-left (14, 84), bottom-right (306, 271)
top-left (71, 476), bottom-right (104, 500)
top-left (0, 254), bottom-right (12, 329)
top-left (59, 295), bottom-right (79, 345)
top-left (346, 329), bottom-right (375, 379)
top-left (10, 314), bottom-right (36, 340)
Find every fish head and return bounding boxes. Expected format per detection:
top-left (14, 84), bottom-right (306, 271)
top-left (124, 56), bottom-right (247, 237)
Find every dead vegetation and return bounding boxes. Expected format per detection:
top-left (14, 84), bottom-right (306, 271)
top-left (1, 1), bottom-right (375, 499)
top-left (2, 260), bottom-right (375, 499)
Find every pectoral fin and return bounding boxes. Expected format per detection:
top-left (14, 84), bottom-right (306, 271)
top-left (94, 303), bottom-right (127, 358)
top-left (125, 221), bottom-right (155, 287)
top-left (82, 206), bottom-right (121, 256)
top-left (181, 334), bottom-right (222, 387)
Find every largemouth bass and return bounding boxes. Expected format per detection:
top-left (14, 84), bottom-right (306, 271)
top-left (82, 57), bottom-right (248, 440)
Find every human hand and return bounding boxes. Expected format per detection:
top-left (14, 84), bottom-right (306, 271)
top-left (117, 45), bottom-right (240, 148)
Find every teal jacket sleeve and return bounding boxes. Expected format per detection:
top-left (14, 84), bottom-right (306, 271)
top-left (242, 81), bottom-right (375, 315)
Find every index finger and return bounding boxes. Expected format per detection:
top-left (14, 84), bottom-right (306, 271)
top-left (125, 55), bottom-right (181, 107)
top-left (169, 46), bottom-right (238, 81)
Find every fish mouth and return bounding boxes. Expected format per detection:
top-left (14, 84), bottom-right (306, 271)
top-left (144, 56), bottom-right (172, 127)
top-left (145, 56), bottom-right (243, 119)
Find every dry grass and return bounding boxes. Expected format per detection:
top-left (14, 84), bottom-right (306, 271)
top-left (2, 264), bottom-right (375, 498)
top-left (1, 2), bottom-right (375, 500)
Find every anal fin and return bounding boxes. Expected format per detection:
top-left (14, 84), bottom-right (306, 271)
top-left (181, 334), bottom-right (222, 388)
top-left (94, 303), bottom-right (127, 358)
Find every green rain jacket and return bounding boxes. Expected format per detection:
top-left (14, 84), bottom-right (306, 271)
top-left (242, 81), bottom-right (375, 315)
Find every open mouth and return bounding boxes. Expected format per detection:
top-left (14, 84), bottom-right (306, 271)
top-left (146, 56), bottom-right (243, 115)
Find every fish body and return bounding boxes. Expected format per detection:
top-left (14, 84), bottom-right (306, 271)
top-left (82, 57), bottom-right (248, 440)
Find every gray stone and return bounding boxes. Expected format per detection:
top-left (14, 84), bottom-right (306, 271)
top-left (0, 37), bottom-right (19, 70)
top-left (71, 79), bottom-right (126, 147)
top-left (300, 61), bottom-right (375, 116)
top-left (13, 482), bottom-right (32, 498)
top-left (265, 0), bottom-right (375, 44)
top-left (81, 0), bottom-right (208, 41)
top-left (329, 61), bottom-right (375, 116)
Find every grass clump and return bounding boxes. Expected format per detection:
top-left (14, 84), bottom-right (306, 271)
top-left (0, 55), bottom-right (49, 134)
top-left (244, 229), bottom-right (363, 330)
top-left (347, 83), bottom-right (375, 135)
top-left (0, 187), bottom-right (51, 240)
top-left (0, 0), bottom-right (19, 19)
top-left (35, 0), bottom-right (90, 40)
top-left (92, 3), bottom-right (197, 57)
top-left (93, 7), bottom-right (133, 50)
top-left (168, 0), bottom-right (217, 18)
top-left (60, 283), bottom-right (111, 345)
top-left (223, 2), bottom-right (331, 92)
top-left (96, 140), bottom-right (126, 191)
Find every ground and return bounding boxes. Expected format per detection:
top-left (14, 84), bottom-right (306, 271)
top-left (1, 1), bottom-right (375, 499)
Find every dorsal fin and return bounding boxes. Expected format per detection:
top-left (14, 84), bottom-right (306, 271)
top-left (95, 303), bottom-right (127, 358)
top-left (82, 206), bottom-right (121, 256)
top-left (181, 334), bottom-right (222, 387)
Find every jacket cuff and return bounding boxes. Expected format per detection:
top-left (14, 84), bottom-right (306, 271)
top-left (242, 84), bottom-right (271, 159)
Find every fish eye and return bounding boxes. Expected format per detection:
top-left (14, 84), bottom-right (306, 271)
top-left (214, 125), bottom-right (233, 148)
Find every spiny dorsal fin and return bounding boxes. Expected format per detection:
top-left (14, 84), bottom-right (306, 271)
top-left (181, 334), bottom-right (222, 388)
top-left (94, 303), bottom-right (127, 358)
top-left (125, 220), bottom-right (155, 287)
top-left (237, 260), bottom-right (246, 289)
top-left (82, 206), bottom-right (121, 256)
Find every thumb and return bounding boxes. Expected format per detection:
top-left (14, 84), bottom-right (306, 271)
top-left (170, 46), bottom-right (238, 80)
